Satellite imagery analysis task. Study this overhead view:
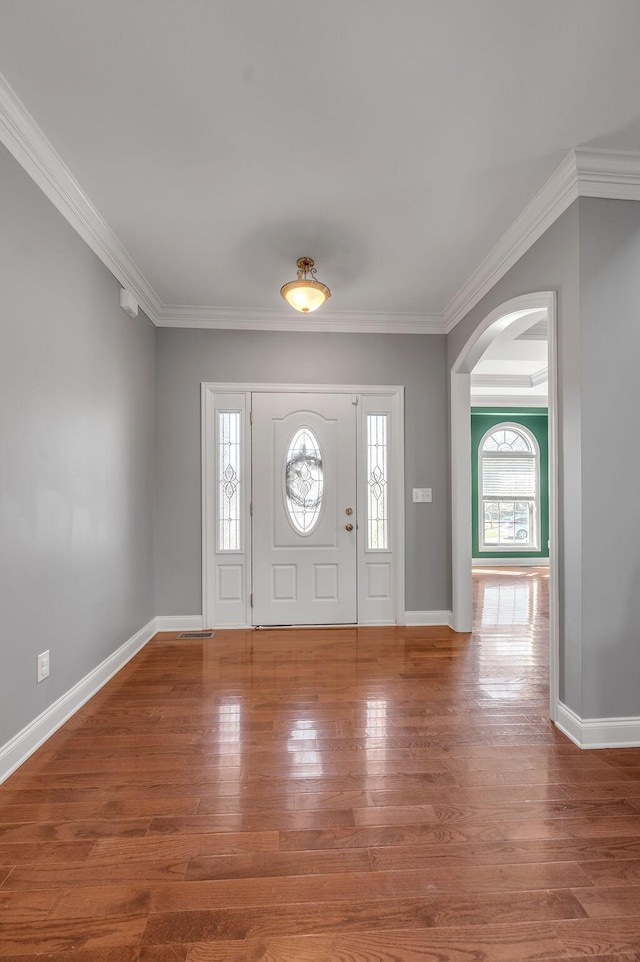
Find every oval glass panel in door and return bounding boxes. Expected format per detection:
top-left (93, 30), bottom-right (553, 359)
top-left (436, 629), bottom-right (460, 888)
top-left (285, 427), bottom-right (324, 534)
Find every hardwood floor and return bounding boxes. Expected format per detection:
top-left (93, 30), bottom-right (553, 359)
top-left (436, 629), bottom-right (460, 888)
top-left (2, 566), bottom-right (640, 960)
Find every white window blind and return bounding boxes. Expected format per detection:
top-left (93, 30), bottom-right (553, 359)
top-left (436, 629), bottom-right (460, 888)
top-left (482, 456), bottom-right (536, 498)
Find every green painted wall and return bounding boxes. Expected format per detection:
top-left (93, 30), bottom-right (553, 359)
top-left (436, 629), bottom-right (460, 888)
top-left (471, 407), bottom-right (549, 560)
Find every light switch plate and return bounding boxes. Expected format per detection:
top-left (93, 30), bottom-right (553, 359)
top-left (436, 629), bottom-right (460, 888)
top-left (37, 650), bottom-right (50, 682)
top-left (413, 487), bottom-right (432, 503)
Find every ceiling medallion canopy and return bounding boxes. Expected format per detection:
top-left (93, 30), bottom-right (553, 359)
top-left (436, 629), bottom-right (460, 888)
top-left (280, 257), bottom-right (331, 313)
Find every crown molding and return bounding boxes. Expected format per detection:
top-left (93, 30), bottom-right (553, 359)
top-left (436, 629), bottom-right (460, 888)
top-left (471, 369), bottom-right (548, 390)
top-left (469, 393), bottom-right (548, 408)
top-left (4, 66), bottom-right (640, 338)
top-left (575, 147), bottom-right (640, 200)
top-left (471, 374), bottom-right (531, 389)
top-left (530, 366), bottom-right (548, 387)
top-left (0, 69), bottom-right (442, 335)
top-left (443, 151), bottom-right (579, 333)
top-left (156, 304), bottom-right (444, 334)
top-left (516, 320), bottom-right (548, 341)
top-left (444, 148), bottom-right (640, 333)
top-left (0, 72), bottom-right (163, 323)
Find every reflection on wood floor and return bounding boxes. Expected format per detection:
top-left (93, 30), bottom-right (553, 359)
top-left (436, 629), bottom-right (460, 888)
top-left (2, 567), bottom-right (640, 960)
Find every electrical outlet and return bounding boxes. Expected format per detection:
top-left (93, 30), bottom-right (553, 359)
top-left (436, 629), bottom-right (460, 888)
top-left (37, 650), bottom-right (50, 683)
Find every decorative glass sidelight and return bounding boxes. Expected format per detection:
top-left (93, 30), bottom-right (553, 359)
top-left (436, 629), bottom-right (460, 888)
top-left (367, 413), bottom-right (388, 549)
top-left (285, 427), bottom-right (324, 534)
top-left (218, 411), bottom-right (241, 551)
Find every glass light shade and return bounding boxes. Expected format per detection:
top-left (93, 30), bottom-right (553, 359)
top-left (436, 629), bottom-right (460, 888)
top-left (280, 279), bottom-right (331, 313)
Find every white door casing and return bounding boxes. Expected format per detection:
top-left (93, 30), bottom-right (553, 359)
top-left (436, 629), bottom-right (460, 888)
top-left (202, 383), bottom-right (404, 628)
top-left (252, 392), bottom-right (357, 625)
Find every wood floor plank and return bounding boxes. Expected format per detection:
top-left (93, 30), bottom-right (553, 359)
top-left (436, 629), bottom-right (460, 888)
top-left (155, 809), bottom-right (356, 831)
top-left (369, 836), bottom-right (640, 870)
top-left (279, 822), bottom-right (508, 851)
top-left (2, 568), bottom-right (640, 958)
top-left (180, 923), bottom-right (568, 961)
top-left (369, 783), bottom-right (570, 805)
top-left (0, 841), bottom-right (95, 864)
top-left (0, 916), bottom-right (147, 958)
top-left (353, 798), bottom-right (637, 827)
top-left (578, 858), bottom-right (640, 885)
top-left (384, 860), bottom-right (593, 896)
top-left (49, 872), bottom-right (398, 918)
top-left (0, 819), bottom-right (151, 843)
top-left (0, 798), bottom-right (200, 823)
top-left (560, 782), bottom-right (640, 800)
top-left (1, 859), bottom-right (189, 891)
top-left (500, 815), bottom-right (640, 841)
top-left (555, 917), bottom-right (640, 955)
top-left (572, 884), bottom-right (640, 918)
top-left (0, 950), bottom-right (142, 962)
top-left (184, 953), bottom-right (639, 962)
top-left (185, 847), bottom-right (373, 880)
top-left (0, 888), bottom-right (60, 922)
top-left (140, 890), bottom-right (585, 943)
top-left (87, 832), bottom-right (279, 863)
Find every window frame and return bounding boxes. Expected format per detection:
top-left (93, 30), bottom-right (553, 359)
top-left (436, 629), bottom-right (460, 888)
top-left (478, 421), bottom-right (541, 553)
top-left (216, 409), bottom-right (243, 552)
top-left (365, 412), bottom-right (389, 551)
top-left (283, 424), bottom-right (325, 536)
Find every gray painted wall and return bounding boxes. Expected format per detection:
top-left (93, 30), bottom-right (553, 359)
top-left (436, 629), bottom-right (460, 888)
top-left (579, 197), bottom-right (640, 718)
top-left (447, 203), bottom-right (582, 712)
top-left (155, 329), bottom-right (449, 615)
top-left (450, 197), bottom-right (640, 720)
top-left (0, 144), bottom-right (156, 746)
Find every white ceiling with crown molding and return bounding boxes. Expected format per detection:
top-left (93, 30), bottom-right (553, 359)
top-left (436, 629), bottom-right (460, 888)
top-left (2, 1), bottom-right (640, 333)
top-left (471, 315), bottom-right (548, 406)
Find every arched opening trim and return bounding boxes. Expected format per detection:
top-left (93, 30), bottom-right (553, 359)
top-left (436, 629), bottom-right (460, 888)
top-left (450, 292), bottom-right (559, 721)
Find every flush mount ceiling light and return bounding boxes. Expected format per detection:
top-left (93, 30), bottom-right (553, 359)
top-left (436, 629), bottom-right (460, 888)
top-left (280, 257), bottom-right (331, 313)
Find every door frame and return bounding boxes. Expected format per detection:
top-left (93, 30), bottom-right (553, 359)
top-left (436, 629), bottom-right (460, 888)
top-left (450, 291), bottom-right (559, 722)
top-left (202, 382), bottom-right (405, 628)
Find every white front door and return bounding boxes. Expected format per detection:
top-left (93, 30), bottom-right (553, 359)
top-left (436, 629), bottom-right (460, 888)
top-left (252, 392), bottom-right (357, 625)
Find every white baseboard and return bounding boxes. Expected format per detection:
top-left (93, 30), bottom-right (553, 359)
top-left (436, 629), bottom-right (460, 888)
top-left (556, 701), bottom-right (640, 749)
top-left (0, 617), bottom-right (157, 785)
top-left (555, 702), bottom-right (583, 747)
top-left (404, 610), bottom-right (454, 627)
top-left (155, 615), bottom-right (203, 631)
top-left (472, 558), bottom-right (550, 567)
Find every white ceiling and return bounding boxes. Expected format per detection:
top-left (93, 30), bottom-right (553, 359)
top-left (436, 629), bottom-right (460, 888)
top-left (471, 313), bottom-right (548, 405)
top-left (2, 1), bottom-right (640, 328)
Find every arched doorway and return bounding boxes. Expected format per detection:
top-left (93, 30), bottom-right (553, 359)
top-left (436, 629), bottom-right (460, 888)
top-left (450, 292), bottom-right (559, 720)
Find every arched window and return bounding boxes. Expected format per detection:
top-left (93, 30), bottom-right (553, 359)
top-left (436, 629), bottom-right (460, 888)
top-left (479, 423), bottom-right (540, 551)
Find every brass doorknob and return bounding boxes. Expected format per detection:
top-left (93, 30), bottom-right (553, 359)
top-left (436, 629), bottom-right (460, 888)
top-left (345, 523), bottom-right (354, 531)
